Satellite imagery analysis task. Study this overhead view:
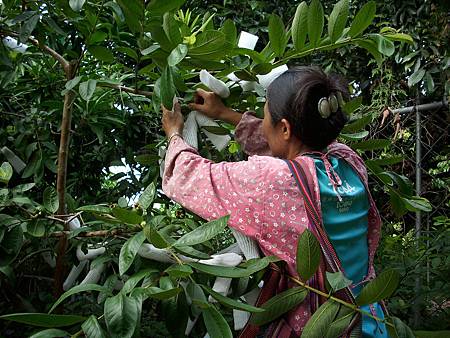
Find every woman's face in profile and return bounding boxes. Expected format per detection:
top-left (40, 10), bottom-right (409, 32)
top-left (262, 101), bottom-right (287, 158)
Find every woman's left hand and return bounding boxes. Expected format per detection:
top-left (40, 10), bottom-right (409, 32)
top-left (161, 102), bottom-right (184, 137)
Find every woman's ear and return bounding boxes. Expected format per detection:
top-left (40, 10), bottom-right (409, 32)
top-left (280, 118), bottom-right (293, 140)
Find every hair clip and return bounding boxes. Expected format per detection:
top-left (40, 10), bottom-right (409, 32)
top-left (329, 94), bottom-right (338, 113)
top-left (318, 97), bottom-right (331, 118)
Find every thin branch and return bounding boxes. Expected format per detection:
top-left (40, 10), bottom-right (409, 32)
top-left (99, 83), bottom-right (152, 97)
top-left (288, 275), bottom-right (395, 327)
top-left (2, 111), bottom-right (26, 118)
top-left (50, 229), bottom-right (129, 238)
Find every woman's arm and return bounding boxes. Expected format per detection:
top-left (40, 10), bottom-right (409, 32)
top-left (234, 112), bottom-right (271, 156)
top-left (162, 135), bottom-right (269, 238)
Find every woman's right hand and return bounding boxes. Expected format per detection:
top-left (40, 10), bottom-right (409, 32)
top-left (188, 88), bottom-right (243, 126)
top-left (188, 88), bottom-right (227, 119)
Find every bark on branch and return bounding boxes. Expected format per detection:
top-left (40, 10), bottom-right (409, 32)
top-left (50, 229), bottom-right (129, 238)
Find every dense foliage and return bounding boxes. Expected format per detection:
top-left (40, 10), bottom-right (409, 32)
top-left (0, 0), bottom-right (448, 337)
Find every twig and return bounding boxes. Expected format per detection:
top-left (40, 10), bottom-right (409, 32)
top-left (50, 229), bottom-right (129, 238)
top-left (98, 83), bottom-right (152, 97)
top-left (23, 274), bottom-right (55, 282)
top-left (288, 275), bottom-right (395, 327)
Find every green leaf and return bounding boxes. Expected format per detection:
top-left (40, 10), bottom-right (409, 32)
top-left (165, 264), bottom-right (193, 278)
top-left (402, 196), bottom-right (432, 213)
top-left (79, 79), bottom-right (97, 101)
top-left (133, 287), bottom-right (182, 300)
top-left (352, 139), bottom-right (391, 151)
top-left (174, 215), bottom-right (229, 247)
top-left (82, 315), bottom-right (106, 338)
top-left (356, 269), bottom-right (400, 306)
top-left (112, 207), bottom-right (143, 225)
top-left (0, 225), bottom-right (23, 266)
top-left (340, 131), bottom-right (369, 141)
top-left (202, 305), bottom-right (233, 338)
top-left (387, 316), bottom-right (415, 338)
top-left (119, 231), bottom-right (146, 275)
top-left (173, 244), bottom-right (211, 259)
top-left (188, 30), bottom-right (228, 60)
top-left (342, 96), bottom-right (363, 115)
top-left (424, 72), bottom-right (435, 93)
top-left (268, 14), bottom-right (287, 57)
top-left (29, 329), bottom-right (69, 338)
top-left (43, 186), bottom-right (59, 214)
top-left (408, 68), bottom-right (425, 87)
top-left (104, 293), bottom-right (139, 338)
top-left (342, 113), bottom-right (372, 133)
top-left (144, 224), bottom-right (169, 249)
top-left (69, 0), bottom-right (86, 12)
top-left (146, 0), bottom-right (186, 15)
top-left (324, 307), bottom-right (354, 338)
top-left (292, 2), bottom-right (308, 51)
top-left (141, 45), bottom-right (160, 56)
top-left (168, 44), bottom-right (188, 67)
top-left (355, 38), bottom-right (383, 66)
top-left (250, 287), bottom-right (307, 326)
top-left (307, 0), bottom-right (324, 48)
top-left (89, 46), bottom-right (115, 62)
top-left (188, 256), bottom-right (277, 278)
top-left (0, 162), bottom-right (13, 184)
top-left (65, 76), bottom-right (82, 91)
top-left (160, 66), bottom-right (176, 110)
top-left (348, 1), bottom-right (376, 37)
top-left (328, 0), bottom-right (349, 43)
top-left (384, 33), bottom-right (414, 45)
top-left (49, 284), bottom-right (107, 313)
top-left (26, 219), bottom-right (46, 237)
top-left (301, 300), bottom-right (341, 338)
top-left (163, 12), bottom-right (182, 46)
top-left (0, 313), bottom-right (86, 327)
top-left (19, 14), bottom-right (39, 43)
top-left (105, 1), bottom-right (125, 22)
top-left (368, 156), bottom-right (404, 166)
top-left (77, 204), bottom-right (111, 214)
top-left (201, 285), bottom-right (264, 313)
top-left (138, 183), bottom-right (156, 210)
top-left (116, 0), bottom-right (143, 33)
top-left (122, 269), bottom-right (158, 294)
top-left (296, 229), bottom-right (321, 281)
top-left (326, 271), bottom-right (352, 292)
top-left (372, 34), bottom-right (395, 56)
top-left (219, 19), bottom-right (237, 46)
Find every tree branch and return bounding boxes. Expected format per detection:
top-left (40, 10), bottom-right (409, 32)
top-left (50, 229), bottom-right (130, 238)
top-left (99, 83), bottom-right (152, 97)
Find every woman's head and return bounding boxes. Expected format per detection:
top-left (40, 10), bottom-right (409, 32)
top-left (263, 66), bottom-right (349, 155)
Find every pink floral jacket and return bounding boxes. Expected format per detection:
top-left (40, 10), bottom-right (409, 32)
top-left (162, 112), bottom-right (382, 335)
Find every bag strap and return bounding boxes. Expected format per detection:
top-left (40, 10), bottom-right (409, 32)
top-left (284, 159), bottom-right (356, 305)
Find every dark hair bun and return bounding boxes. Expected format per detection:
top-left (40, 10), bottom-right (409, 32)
top-left (267, 66), bottom-right (349, 151)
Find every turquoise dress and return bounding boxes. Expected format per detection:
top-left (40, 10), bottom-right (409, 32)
top-left (313, 156), bottom-right (388, 338)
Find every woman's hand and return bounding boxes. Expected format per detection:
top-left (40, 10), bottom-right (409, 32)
top-left (189, 88), bottom-right (243, 126)
top-left (161, 102), bottom-right (184, 138)
top-left (188, 88), bottom-right (227, 119)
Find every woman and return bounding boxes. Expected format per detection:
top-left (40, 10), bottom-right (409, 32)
top-left (161, 67), bottom-right (388, 337)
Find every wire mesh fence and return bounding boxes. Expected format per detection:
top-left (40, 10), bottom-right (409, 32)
top-left (367, 99), bottom-right (449, 327)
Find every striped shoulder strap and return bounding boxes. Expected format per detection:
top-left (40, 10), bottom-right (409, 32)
top-left (284, 159), bottom-right (356, 304)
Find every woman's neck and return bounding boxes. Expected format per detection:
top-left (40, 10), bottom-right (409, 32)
top-left (286, 141), bottom-right (312, 160)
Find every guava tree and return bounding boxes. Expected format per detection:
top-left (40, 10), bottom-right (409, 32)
top-left (0, 0), bottom-right (422, 337)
